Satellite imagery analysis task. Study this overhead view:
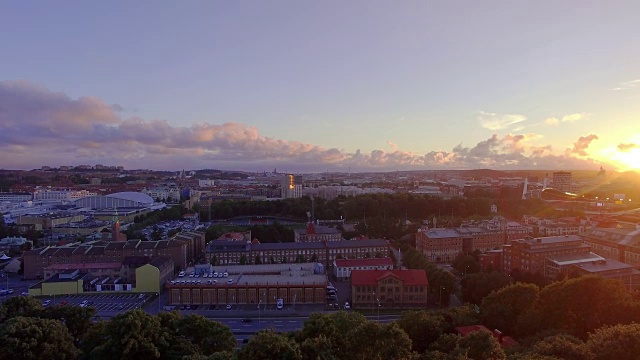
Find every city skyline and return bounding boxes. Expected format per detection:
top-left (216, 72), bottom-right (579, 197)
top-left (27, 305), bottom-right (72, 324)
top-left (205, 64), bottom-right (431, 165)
top-left (2, 2), bottom-right (640, 172)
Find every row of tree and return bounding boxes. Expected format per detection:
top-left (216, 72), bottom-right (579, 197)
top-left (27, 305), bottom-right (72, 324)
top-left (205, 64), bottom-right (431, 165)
top-left (3, 290), bottom-right (640, 360)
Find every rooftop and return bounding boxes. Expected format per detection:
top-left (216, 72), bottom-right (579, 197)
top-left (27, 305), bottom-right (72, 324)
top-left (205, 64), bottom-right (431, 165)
top-left (351, 269), bottom-right (428, 286)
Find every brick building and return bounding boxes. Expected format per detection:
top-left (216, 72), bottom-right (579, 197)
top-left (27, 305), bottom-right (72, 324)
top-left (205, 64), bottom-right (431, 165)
top-left (416, 218), bottom-right (531, 263)
top-left (206, 239), bottom-right (390, 271)
top-left (351, 269), bottom-right (428, 309)
top-left (22, 231), bottom-right (204, 279)
top-left (502, 235), bottom-right (591, 275)
top-left (294, 223), bottom-right (343, 242)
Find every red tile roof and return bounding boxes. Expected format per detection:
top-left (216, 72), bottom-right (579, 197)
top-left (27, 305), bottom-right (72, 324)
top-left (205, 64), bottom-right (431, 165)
top-left (351, 269), bottom-right (428, 286)
top-left (334, 257), bottom-right (394, 268)
top-left (455, 325), bottom-right (519, 348)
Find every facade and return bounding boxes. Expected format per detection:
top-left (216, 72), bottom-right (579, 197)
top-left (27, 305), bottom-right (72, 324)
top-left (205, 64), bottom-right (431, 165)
top-left (502, 235), bottom-right (591, 275)
top-left (0, 236), bottom-right (32, 252)
top-left (22, 231), bottom-right (204, 279)
top-left (294, 223), bottom-right (343, 242)
top-left (28, 256), bottom-right (172, 296)
top-left (351, 269), bottom-right (428, 309)
top-left (333, 257), bottom-right (394, 280)
top-left (544, 252), bottom-right (605, 279)
top-left (416, 218), bottom-right (531, 263)
top-left (281, 174), bottom-right (303, 199)
top-left (33, 189), bottom-right (97, 201)
top-left (0, 192), bottom-right (32, 202)
top-left (478, 250), bottom-right (503, 272)
top-left (581, 226), bottom-right (640, 268)
top-left (17, 212), bottom-right (86, 231)
top-left (206, 239), bottom-right (390, 271)
top-left (569, 258), bottom-right (640, 290)
top-left (552, 171), bottom-right (572, 192)
top-left (165, 263), bottom-right (327, 306)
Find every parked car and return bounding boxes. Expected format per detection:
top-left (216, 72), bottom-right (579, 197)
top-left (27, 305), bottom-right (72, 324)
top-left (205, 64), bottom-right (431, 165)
top-left (276, 298), bottom-right (284, 310)
top-left (344, 302), bottom-right (351, 310)
top-left (226, 304), bottom-right (232, 310)
top-left (43, 300), bottom-right (51, 306)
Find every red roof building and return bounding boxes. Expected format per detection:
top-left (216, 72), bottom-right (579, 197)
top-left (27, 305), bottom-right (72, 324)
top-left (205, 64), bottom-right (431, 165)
top-left (455, 325), bottom-right (519, 348)
top-left (350, 269), bottom-right (428, 309)
top-left (333, 257), bottom-right (394, 280)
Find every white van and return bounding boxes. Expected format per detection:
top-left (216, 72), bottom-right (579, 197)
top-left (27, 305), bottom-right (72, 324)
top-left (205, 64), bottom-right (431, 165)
top-left (178, 271), bottom-right (185, 277)
top-left (276, 298), bottom-right (284, 310)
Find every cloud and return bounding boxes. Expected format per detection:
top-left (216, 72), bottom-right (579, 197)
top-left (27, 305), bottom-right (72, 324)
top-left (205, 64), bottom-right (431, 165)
top-left (609, 79), bottom-right (640, 91)
top-left (618, 143), bottom-right (640, 152)
top-left (545, 117), bottom-right (559, 125)
top-left (0, 80), bottom-right (613, 171)
top-left (561, 113), bottom-right (589, 123)
top-left (567, 134), bottom-right (599, 156)
top-left (477, 110), bottom-right (526, 130)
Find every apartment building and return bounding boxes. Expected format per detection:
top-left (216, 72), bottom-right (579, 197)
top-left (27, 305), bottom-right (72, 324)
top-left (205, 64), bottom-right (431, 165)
top-left (581, 226), bottom-right (640, 268)
top-left (416, 218), bottom-right (531, 263)
top-left (351, 269), bottom-right (428, 309)
top-left (206, 239), bottom-right (390, 270)
top-left (502, 235), bottom-right (591, 275)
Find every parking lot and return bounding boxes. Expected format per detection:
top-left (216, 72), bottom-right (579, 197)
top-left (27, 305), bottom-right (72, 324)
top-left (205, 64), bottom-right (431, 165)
top-left (41, 293), bottom-right (151, 313)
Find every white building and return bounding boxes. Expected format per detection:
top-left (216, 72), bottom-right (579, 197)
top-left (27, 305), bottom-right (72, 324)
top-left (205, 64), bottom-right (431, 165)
top-left (33, 189), bottom-right (97, 201)
top-left (0, 193), bottom-right (33, 202)
top-left (333, 257), bottom-right (394, 280)
top-left (281, 174), bottom-right (303, 199)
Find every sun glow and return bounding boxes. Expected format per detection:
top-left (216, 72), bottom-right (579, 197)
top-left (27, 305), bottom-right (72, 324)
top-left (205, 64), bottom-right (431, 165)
top-left (613, 148), bottom-right (640, 170)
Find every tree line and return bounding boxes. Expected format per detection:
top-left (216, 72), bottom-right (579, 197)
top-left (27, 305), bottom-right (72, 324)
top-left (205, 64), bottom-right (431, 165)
top-left (3, 284), bottom-right (640, 360)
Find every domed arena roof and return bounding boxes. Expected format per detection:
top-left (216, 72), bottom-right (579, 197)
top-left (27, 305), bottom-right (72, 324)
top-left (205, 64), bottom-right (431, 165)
top-left (106, 192), bottom-right (154, 205)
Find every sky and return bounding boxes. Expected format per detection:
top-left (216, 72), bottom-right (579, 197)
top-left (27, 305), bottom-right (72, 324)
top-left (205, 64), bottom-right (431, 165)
top-left (1, 1), bottom-right (640, 172)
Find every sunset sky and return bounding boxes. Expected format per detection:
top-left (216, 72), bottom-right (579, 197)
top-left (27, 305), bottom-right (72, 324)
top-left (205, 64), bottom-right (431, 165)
top-left (1, 1), bottom-right (639, 172)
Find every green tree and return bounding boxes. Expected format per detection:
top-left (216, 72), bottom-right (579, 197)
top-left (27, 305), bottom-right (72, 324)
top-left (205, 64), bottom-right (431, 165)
top-left (480, 282), bottom-right (539, 335)
top-left (460, 271), bottom-right (511, 305)
top-left (90, 309), bottom-right (170, 360)
top-left (210, 255), bottom-right (218, 266)
top-left (344, 322), bottom-right (412, 360)
top-left (456, 330), bottom-right (505, 360)
top-left (255, 255), bottom-right (262, 264)
top-left (0, 295), bottom-right (43, 321)
top-left (586, 323), bottom-right (640, 360)
top-left (452, 253), bottom-right (481, 275)
top-left (531, 334), bottom-right (591, 360)
top-left (534, 276), bottom-right (635, 338)
top-left (238, 329), bottom-right (302, 360)
top-left (294, 311), bottom-right (368, 356)
top-left (40, 304), bottom-right (97, 343)
top-left (397, 310), bottom-right (446, 353)
top-left (239, 254), bottom-right (247, 265)
top-left (0, 316), bottom-right (81, 360)
top-left (173, 314), bottom-right (236, 355)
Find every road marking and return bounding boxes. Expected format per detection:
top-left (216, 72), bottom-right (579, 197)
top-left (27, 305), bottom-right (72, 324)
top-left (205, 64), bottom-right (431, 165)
top-left (274, 320), bottom-right (282, 323)
top-left (232, 328), bottom-right (241, 331)
top-left (288, 321), bottom-right (297, 323)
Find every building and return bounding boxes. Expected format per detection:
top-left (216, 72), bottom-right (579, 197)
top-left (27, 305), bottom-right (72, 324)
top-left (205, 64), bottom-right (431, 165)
top-left (552, 171), bottom-right (572, 192)
top-left (581, 226), bottom-right (640, 268)
top-left (333, 257), bottom-right (394, 280)
top-left (415, 218), bottom-right (531, 263)
top-left (502, 235), bottom-right (591, 275)
top-left (281, 174), bottom-right (303, 199)
top-left (28, 256), bottom-right (173, 296)
top-left (478, 250), bottom-right (503, 272)
top-left (544, 252), bottom-right (605, 279)
top-left (294, 223), bottom-right (343, 242)
top-left (72, 191), bottom-right (155, 209)
top-left (206, 239), bottom-right (390, 271)
top-left (351, 269), bottom-right (428, 309)
top-left (569, 258), bottom-right (640, 290)
top-left (17, 212), bottom-right (86, 231)
top-left (0, 236), bottom-right (32, 252)
top-left (0, 192), bottom-right (32, 202)
top-left (165, 262), bottom-right (327, 306)
top-left (22, 231), bottom-right (205, 279)
top-left (33, 189), bottom-right (97, 201)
